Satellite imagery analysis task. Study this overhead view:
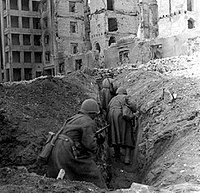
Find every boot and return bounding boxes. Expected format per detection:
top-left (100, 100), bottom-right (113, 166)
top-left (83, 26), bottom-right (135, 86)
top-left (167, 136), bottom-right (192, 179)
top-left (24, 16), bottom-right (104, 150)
top-left (124, 147), bottom-right (131, 164)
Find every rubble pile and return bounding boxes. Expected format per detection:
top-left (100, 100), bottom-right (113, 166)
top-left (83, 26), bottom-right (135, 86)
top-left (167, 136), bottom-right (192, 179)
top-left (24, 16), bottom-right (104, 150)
top-left (141, 55), bottom-right (200, 76)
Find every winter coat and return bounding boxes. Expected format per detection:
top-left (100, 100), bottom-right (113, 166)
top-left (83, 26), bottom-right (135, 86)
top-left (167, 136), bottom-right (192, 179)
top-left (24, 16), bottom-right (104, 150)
top-left (47, 112), bottom-right (107, 189)
top-left (100, 78), bottom-right (116, 112)
top-left (107, 94), bottom-right (137, 148)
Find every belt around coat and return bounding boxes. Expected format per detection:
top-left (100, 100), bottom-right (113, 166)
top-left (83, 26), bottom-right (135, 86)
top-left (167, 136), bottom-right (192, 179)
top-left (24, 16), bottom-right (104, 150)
top-left (58, 134), bottom-right (78, 159)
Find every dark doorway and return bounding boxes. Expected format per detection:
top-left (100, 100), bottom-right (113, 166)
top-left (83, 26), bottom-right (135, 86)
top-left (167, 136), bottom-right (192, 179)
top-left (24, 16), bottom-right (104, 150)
top-left (109, 36), bottom-right (116, 46)
top-left (75, 59), bottom-right (82, 70)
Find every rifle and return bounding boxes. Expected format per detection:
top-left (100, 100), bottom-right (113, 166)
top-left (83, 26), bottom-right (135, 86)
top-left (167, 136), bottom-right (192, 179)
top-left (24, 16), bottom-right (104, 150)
top-left (95, 124), bottom-right (110, 136)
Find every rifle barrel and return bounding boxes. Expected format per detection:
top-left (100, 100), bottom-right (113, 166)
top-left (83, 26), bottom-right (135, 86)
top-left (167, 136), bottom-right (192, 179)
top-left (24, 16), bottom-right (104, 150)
top-left (96, 125), bottom-right (110, 135)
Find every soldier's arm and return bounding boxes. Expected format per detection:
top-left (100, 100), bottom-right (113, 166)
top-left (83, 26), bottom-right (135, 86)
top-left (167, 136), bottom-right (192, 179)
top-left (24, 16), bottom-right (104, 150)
top-left (81, 121), bottom-right (98, 154)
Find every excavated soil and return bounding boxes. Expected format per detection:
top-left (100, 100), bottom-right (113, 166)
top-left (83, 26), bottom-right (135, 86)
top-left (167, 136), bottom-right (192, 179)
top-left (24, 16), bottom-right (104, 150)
top-left (1, 55), bottom-right (200, 192)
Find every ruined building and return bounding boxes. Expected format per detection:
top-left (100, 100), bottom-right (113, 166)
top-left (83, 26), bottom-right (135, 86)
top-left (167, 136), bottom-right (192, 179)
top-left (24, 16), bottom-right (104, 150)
top-left (157, 0), bottom-right (200, 57)
top-left (89, 0), bottom-right (139, 67)
top-left (39, 0), bottom-right (89, 75)
top-left (0, 0), bottom-right (42, 82)
top-left (158, 0), bottom-right (200, 37)
top-left (104, 0), bottom-right (159, 68)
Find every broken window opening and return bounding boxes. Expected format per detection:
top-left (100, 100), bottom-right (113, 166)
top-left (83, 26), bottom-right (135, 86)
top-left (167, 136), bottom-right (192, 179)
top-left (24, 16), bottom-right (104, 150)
top-left (34, 52), bottom-right (42, 63)
top-left (119, 50), bottom-right (130, 64)
top-left (33, 18), bottom-right (41, 29)
top-left (188, 18), bottom-right (195, 29)
top-left (32, 1), bottom-right (40, 12)
top-left (45, 51), bottom-right (50, 62)
top-left (108, 18), bottom-right (118, 32)
top-left (3, 0), bottom-right (6, 10)
top-left (107, 0), bottom-right (114, 10)
top-left (95, 42), bottom-right (101, 53)
top-left (23, 34), bottom-right (31, 45)
top-left (11, 16), bottom-right (19, 28)
top-left (69, 1), bottom-right (76, 12)
top-left (59, 62), bottom-right (65, 74)
top-left (24, 68), bottom-right (32, 80)
top-left (150, 44), bottom-right (163, 59)
top-left (75, 59), bottom-right (82, 70)
top-left (34, 35), bottom-right (41, 46)
top-left (21, 0), bottom-right (29, 11)
top-left (187, 0), bottom-right (194, 11)
top-left (11, 34), bottom-right (20, 45)
top-left (10, 0), bottom-right (18, 10)
top-left (24, 52), bottom-right (31, 63)
top-left (71, 43), bottom-right (78, 54)
top-left (4, 17), bottom-right (7, 28)
top-left (13, 68), bottom-right (21, 81)
top-left (70, 21), bottom-right (77, 33)
top-left (12, 51), bottom-right (20, 63)
top-left (22, 17), bottom-right (30, 28)
top-left (108, 36), bottom-right (116, 46)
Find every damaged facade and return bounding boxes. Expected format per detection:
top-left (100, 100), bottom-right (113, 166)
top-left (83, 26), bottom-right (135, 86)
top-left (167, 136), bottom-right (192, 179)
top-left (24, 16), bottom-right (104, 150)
top-left (105, 0), bottom-right (200, 67)
top-left (89, 0), bottom-right (139, 67)
top-left (0, 0), bottom-right (42, 82)
top-left (40, 0), bottom-right (89, 75)
top-left (157, 0), bottom-right (200, 57)
top-left (104, 0), bottom-right (160, 67)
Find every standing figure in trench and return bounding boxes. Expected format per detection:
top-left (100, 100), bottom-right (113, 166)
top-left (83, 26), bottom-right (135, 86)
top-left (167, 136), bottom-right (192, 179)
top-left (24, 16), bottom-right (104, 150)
top-left (107, 87), bottom-right (137, 164)
top-left (47, 98), bottom-right (107, 189)
top-left (100, 75), bottom-right (117, 119)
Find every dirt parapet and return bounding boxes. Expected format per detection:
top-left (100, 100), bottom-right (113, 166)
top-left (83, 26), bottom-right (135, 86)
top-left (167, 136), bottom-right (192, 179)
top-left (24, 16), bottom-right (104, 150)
top-left (0, 72), bottom-right (97, 174)
top-left (115, 67), bottom-right (200, 188)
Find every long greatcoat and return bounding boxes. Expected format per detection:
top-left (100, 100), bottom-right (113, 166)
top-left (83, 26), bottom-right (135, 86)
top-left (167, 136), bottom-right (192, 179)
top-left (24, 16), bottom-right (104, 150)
top-left (47, 112), bottom-right (107, 189)
top-left (100, 78), bottom-right (116, 112)
top-left (107, 94), bottom-right (136, 148)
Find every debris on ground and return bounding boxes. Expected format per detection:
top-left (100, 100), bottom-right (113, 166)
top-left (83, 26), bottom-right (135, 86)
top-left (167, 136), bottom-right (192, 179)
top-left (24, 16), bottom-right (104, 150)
top-left (1, 54), bottom-right (200, 192)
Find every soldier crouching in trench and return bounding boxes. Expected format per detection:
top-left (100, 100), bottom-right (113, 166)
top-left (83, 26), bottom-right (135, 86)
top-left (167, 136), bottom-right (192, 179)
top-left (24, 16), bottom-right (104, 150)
top-left (46, 98), bottom-right (107, 189)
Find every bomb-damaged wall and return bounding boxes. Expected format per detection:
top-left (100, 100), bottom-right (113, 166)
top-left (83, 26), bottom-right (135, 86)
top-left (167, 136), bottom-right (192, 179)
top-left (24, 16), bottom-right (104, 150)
top-left (157, 0), bottom-right (200, 38)
top-left (90, 0), bottom-right (137, 14)
top-left (90, 0), bottom-right (138, 57)
top-left (105, 28), bottom-right (200, 68)
top-left (64, 51), bottom-right (96, 73)
top-left (104, 37), bottom-right (154, 68)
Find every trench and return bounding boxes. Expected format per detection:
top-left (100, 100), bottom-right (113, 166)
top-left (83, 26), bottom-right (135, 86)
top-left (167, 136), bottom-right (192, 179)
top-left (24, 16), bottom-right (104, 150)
top-left (103, 114), bottom-right (144, 190)
top-left (0, 73), bottom-right (179, 191)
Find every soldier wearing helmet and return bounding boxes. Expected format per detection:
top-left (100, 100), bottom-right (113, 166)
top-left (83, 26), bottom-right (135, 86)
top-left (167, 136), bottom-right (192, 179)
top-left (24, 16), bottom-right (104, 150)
top-left (107, 87), bottom-right (137, 164)
top-left (99, 76), bottom-right (117, 118)
top-left (47, 98), bottom-right (107, 189)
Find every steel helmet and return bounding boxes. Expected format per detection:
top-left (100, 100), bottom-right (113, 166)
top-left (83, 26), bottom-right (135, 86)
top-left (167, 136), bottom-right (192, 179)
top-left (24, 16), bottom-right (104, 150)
top-left (80, 99), bottom-right (100, 114)
top-left (116, 87), bottom-right (127, 95)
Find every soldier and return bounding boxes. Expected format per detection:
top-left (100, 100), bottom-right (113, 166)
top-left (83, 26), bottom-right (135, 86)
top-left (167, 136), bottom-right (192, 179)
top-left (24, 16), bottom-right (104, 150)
top-left (100, 76), bottom-right (117, 118)
top-left (47, 99), bottom-right (107, 189)
top-left (107, 87), bottom-right (137, 164)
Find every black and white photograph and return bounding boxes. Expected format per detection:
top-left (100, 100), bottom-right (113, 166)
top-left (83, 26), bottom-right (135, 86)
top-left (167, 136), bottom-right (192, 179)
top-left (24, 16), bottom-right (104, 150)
top-left (0, 0), bottom-right (200, 192)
